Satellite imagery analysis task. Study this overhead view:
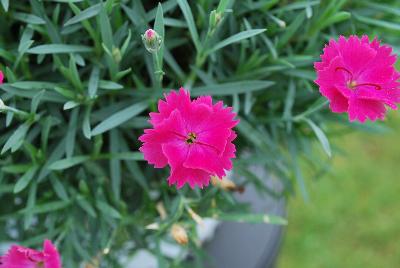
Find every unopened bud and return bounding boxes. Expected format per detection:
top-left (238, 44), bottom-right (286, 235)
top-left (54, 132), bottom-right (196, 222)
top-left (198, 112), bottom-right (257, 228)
top-left (112, 47), bottom-right (122, 63)
top-left (215, 12), bottom-right (222, 24)
top-left (142, 29), bottom-right (162, 53)
top-left (170, 224), bottom-right (188, 245)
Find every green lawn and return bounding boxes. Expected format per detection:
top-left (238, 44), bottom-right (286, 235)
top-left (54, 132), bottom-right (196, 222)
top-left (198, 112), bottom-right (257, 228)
top-left (278, 114), bottom-right (400, 268)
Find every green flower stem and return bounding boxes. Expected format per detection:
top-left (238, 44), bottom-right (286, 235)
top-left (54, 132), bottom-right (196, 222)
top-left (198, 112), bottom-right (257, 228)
top-left (0, 105), bottom-right (30, 118)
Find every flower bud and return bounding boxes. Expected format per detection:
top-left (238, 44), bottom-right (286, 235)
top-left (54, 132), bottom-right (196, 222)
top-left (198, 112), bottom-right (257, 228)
top-left (170, 224), bottom-right (188, 245)
top-left (112, 47), bottom-right (122, 63)
top-left (142, 29), bottom-right (162, 53)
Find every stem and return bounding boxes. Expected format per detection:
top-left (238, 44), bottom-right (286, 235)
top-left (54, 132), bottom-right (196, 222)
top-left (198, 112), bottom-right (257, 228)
top-left (1, 106), bottom-right (30, 118)
top-left (185, 28), bottom-right (214, 88)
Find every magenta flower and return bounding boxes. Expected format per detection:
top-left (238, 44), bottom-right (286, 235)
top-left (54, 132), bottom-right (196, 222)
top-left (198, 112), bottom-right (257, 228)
top-left (0, 240), bottom-right (62, 268)
top-left (0, 71), bottom-right (4, 84)
top-left (314, 35), bottom-right (400, 122)
top-left (139, 88), bottom-right (239, 189)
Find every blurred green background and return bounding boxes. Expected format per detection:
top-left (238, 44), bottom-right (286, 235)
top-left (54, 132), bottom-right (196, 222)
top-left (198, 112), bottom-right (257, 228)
top-left (278, 114), bottom-right (400, 268)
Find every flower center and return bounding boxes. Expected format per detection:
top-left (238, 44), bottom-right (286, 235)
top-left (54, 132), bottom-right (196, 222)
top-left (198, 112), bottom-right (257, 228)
top-left (185, 132), bottom-right (197, 144)
top-left (347, 80), bottom-right (357, 89)
top-left (335, 67), bottom-right (381, 90)
top-left (36, 261), bottom-right (45, 268)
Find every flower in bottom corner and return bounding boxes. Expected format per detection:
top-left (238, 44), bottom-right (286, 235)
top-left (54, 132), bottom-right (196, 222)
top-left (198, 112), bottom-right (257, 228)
top-left (0, 240), bottom-right (62, 268)
top-left (139, 88), bottom-right (239, 189)
top-left (314, 35), bottom-right (400, 123)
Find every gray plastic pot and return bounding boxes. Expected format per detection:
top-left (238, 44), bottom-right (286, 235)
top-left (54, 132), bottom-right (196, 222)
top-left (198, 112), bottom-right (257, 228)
top-left (197, 166), bottom-right (287, 268)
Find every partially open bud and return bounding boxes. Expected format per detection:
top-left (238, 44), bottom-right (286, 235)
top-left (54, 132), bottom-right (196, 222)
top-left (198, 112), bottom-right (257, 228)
top-left (208, 10), bottom-right (223, 35)
top-left (142, 29), bottom-right (162, 53)
top-left (170, 224), bottom-right (188, 245)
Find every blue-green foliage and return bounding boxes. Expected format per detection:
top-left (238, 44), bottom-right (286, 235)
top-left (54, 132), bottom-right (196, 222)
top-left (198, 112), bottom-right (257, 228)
top-left (0, 0), bottom-right (399, 267)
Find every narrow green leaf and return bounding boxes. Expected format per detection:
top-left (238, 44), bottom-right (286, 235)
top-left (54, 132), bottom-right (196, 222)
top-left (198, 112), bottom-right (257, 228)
top-left (14, 167), bottom-right (38, 193)
top-left (192, 80), bottom-right (274, 96)
top-left (217, 0), bottom-right (231, 13)
top-left (110, 152), bottom-right (144, 161)
top-left (278, 12), bottom-right (305, 48)
top-left (63, 101), bottom-right (80, 110)
top-left (68, 55), bottom-right (83, 90)
top-left (353, 13), bottom-right (400, 31)
top-left (288, 137), bottom-right (309, 201)
top-left (99, 4), bottom-right (113, 49)
top-left (2, 164), bottom-right (32, 174)
top-left (49, 156), bottom-right (90, 170)
top-left (31, 90), bottom-right (45, 113)
top-left (66, 108), bottom-right (79, 158)
top-left (294, 98), bottom-right (329, 120)
top-left (216, 213), bottom-right (288, 225)
top-left (177, 0), bottom-right (201, 51)
top-left (19, 200), bottom-right (70, 214)
top-left (1, 123), bottom-right (30, 154)
top-left (1, 0), bottom-right (9, 12)
top-left (96, 200), bottom-right (121, 219)
top-left (12, 12), bottom-right (46, 25)
top-left (82, 105), bottom-right (92, 139)
top-left (110, 130), bottom-right (121, 201)
top-left (27, 44), bottom-right (92, 54)
top-left (318, 11), bottom-right (350, 30)
top-left (209, 29), bottom-right (266, 54)
top-left (76, 195), bottom-right (97, 218)
top-left (88, 66), bottom-right (100, 98)
top-left (304, 119), bottom-right (332, 158)
top-left (98, 80), bottom-right (123, 90)
top-left (50, 175), bottom-right (69, 201)
top-left (23, 181), bottom-right (38, 229)
top-left (154, 3), bottom-right (165, 71)
top-left (92, 102), bottom-right (148, 135)
top-left (64, 3), bottom-right (102, 26)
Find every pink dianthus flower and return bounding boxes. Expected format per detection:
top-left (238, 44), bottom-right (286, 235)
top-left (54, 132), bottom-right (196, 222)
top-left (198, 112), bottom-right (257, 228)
top-left (314, 35), bottom-right (400, 122)
top-left (0, 240), bottom-right (62, 268)
top-left (139, 88), bottom-right (239, 189)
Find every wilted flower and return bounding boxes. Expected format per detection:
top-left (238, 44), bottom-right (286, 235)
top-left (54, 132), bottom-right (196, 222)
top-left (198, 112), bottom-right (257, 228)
top-left (142, 29), bottom-right (162, 53)
top-left (187, 207), bottom-right (203, 225)
top-left (139, 88), bottom-right (239, 189)
top-left (315, 35), bottom-right (400, 122)
top-left (170, 224), bottom-right (188, 245)
top-left (0, 240), bottom-right (62, 268)
top-left (211, 175), bottom-right (237, 191)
